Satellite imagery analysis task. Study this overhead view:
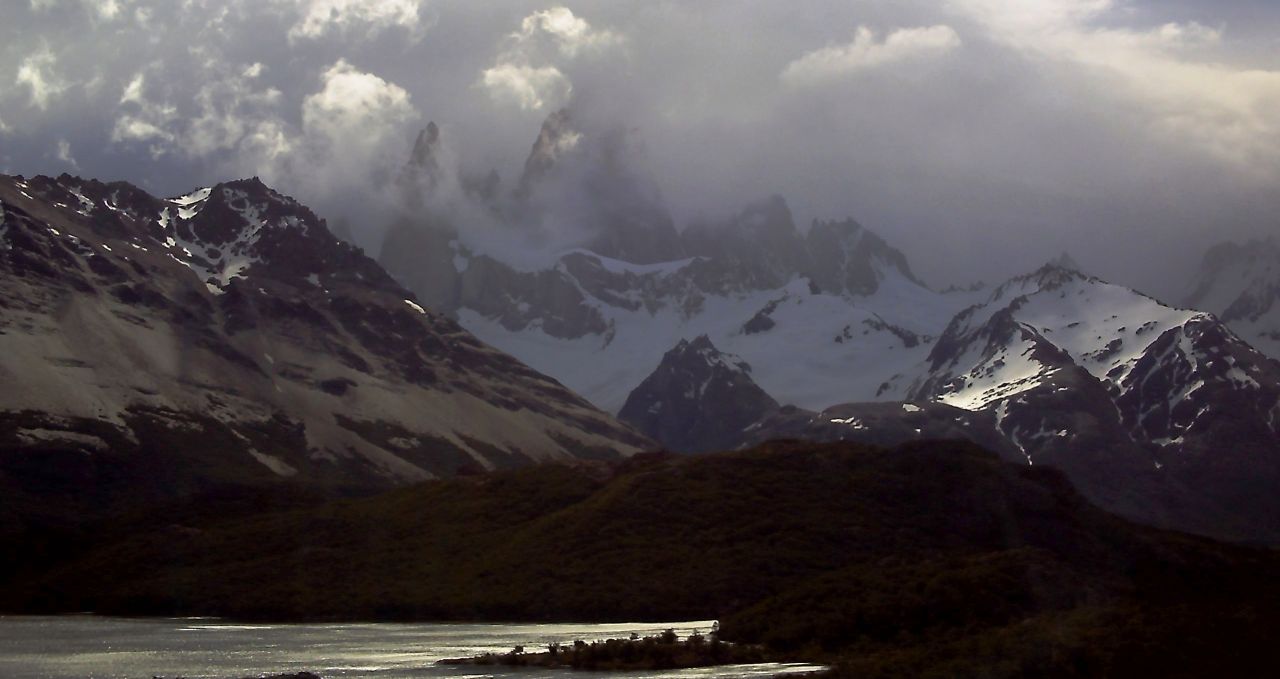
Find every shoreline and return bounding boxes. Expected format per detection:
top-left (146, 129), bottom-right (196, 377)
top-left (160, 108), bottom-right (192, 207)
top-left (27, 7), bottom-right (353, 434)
top-left (437, 629), bottom-right (826, 673)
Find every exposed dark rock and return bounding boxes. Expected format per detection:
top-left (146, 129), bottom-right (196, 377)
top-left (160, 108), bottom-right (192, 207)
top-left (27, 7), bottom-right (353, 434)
top-left (619, 335), bottom-right (779, 452)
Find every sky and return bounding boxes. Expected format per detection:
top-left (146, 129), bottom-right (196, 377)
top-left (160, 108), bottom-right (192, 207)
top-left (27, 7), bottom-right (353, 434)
top-left (2, 0), bottom-right (1279, 298)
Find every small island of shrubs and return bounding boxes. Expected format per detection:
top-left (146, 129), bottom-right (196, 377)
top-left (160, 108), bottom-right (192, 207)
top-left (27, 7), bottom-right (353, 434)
top-left (439, 626), bottom-right (805, 672)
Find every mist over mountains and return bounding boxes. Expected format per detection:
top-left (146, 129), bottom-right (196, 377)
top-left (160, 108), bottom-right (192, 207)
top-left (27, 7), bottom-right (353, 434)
top-left (4, 2), bottom-right (1279, 298)
top-left (368, 110), bottom-right (1280, 543)
top-left (5, 5), bottom-right (1280, 676)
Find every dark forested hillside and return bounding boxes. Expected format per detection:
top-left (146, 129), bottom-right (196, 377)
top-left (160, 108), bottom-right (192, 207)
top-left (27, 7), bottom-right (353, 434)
top-left (5, 439), bottom-right (1279, 676)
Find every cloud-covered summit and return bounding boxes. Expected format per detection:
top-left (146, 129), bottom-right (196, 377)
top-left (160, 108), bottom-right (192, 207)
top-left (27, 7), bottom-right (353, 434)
top-left (3, 0), bottom-right (1278, 296)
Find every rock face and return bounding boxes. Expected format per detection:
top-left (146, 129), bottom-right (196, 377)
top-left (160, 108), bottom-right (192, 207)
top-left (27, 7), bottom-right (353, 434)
top-left (378, 112), bottom-right (942, 412)
top-left (617, 260), bottom-right (1280, 541)
top-left (901, 263), bottom-right (1280, 541)
top-left (0, 172), bottom-right (650, 515)
top-left (805, 217), bottom-right (927, 296)
top-left (741, 401), bottom-right (1018, 458)
top-left (1184, 238), bottom-right (1280, 360)
top-left (619, 336), bottom-right (779, 452)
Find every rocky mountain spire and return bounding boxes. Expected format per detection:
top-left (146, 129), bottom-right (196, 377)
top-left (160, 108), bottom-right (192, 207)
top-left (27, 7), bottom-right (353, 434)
top-left (398, 122), bottom-right (443, 207)
top-left (517, 108), bottom-right (578, 198)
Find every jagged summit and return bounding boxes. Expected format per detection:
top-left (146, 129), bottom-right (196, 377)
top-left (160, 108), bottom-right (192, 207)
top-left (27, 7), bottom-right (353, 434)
top-left (1047, 251), bottom-right (1082, 272)
top-left (410, 122), bottom-right (441, 170)
top-left (806, 216), bottom-right (926, 295)
top-left (397, 122), bottom-right (445, 207)
top-left (618, 335), bottom-right (779, 452)
top-left (518, 108), bottom-right (578, 196)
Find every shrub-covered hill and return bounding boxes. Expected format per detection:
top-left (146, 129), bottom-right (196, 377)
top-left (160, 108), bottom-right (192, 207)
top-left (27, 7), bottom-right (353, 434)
top-left (6, 440), bottom-right (1280, 676)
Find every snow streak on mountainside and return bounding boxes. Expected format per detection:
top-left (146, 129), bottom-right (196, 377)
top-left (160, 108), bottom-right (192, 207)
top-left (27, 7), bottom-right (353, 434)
top-left (887, 262), bottom-right (1280, 541)
top-left (911, 263), bottom-right (1280, 455)
top-left (381, 116), bottom-right (969, 412)
top-left (1185, 238), bottom-right (1280, 360)
top-left (914, 266), bottom-right (1203, 411)
top-left (459, 266), bottom-right (969, 414)
top-left (0, 172), bottom-right (648, 503)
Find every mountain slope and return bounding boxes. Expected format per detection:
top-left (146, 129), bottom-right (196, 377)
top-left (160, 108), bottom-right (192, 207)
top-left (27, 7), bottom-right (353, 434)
top-left (618, 335), bottom-right (779, 452)
top-left (0, 173), bottom-right (649, 522)
top-left (1185, 238), bottom-right (1280, 360)
top-left (902, 263), bottom-right (1280, 541)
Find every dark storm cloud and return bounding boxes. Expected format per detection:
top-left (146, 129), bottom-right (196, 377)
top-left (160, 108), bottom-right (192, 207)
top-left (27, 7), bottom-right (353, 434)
top-left (2, 0), bottom-right (1278, 299)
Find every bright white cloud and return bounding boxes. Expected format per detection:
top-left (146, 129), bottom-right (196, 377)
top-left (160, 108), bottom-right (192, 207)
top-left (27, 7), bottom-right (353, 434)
top-left (949, 0), bottom-right (1280, 179)
top-left (516, 6), bottom-right (622, 57)
top-left (302, 59), bottom-right (415, 143)
top-left (782, 25), bottom-right (961, 86)
top-left (111, 73), bottom-right (177, 146)
top-left (481, 63), bottom-right (572, 112)
top-left (280, 59), bottom-right (421, 205)
top-left (480, 6), bottom-right (620, 111)
top-left (55, 138), bottom-right (79, 168)
top-left (288, 0), bottom-right (427, 42)
top-left (29, 0), bottom-right (128, 21)
top-left (111, 116), bottom-right (174, 144)
top-left (15, 43), bottom-right (67, 109)
top-left (119, 73), bottom-right (145, 105)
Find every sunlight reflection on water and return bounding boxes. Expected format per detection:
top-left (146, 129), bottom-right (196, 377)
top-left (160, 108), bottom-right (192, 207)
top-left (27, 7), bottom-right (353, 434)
top-left (0, 616), bottom-right (826, 679)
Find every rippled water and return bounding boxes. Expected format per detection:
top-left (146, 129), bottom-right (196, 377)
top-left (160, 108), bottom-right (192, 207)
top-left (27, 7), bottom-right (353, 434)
top-left (0, 616), bottom-right (825, 679)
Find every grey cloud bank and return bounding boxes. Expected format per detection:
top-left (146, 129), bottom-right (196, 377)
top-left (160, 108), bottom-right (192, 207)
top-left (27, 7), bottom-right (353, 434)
top-left (2, 0), bottom-right (1278, 299)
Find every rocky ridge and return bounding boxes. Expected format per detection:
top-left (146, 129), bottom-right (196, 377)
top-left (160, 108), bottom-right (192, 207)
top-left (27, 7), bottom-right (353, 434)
top-left (0, 172), bottom-right (649, 520)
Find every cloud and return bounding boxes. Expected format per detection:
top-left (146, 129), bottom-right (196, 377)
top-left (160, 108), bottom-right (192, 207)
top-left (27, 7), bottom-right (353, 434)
top-left (29, 0), bottom-right (128, 21)
top-left (516, 6), bottom-right (622, 57)
top-left (949, 0), bottom-right (1280, 181)
top-left (782, 25), bottom-right (962, 86)
top-left (301, 59), bottom-right (416, 149)
top-left (284, 58), bottom-right (419, 204)
top-left (185, 62), bottom-right (288, 159)
top-left (110, 73), bottom-right (178, 149)
top-left (15, 43), bottom-right (68, 109)
top-left (2, 0), bottom-right (1279, 298)
top-left (287, 0), bottom-right (429, 42)
top-left (480, 6), bottom-right (621, 111)
top-left (109, 61), bottom-right (293, 168)
top-left (481, 64), bottom-right (572, 111)
top-left (55, 138), bottom-right (79, 169)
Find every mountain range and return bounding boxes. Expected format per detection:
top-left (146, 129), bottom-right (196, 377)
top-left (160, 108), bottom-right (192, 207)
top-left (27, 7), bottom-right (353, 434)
top-left (3, 115), bottom-right (1280, 677)
top-left (2, 109), bottom-right (1277, 546)
top-left (378, 110), bottom-right (1280, 543)
top-left (0, 171), bottom-right (648, 532)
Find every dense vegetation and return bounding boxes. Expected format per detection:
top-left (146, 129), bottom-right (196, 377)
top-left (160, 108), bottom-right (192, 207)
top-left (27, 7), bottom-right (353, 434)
top-left (5, 439), bottom-right (1280, 676)
top-left (441, 627), bottom-right (776, 671)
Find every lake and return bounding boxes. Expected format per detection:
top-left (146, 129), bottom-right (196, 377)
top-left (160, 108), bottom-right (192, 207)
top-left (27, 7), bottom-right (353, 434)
top-left (0, 616), bottom-right (826, 679)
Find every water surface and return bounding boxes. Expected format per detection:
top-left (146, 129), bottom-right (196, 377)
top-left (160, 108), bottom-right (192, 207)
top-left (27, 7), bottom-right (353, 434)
top-left (0, 615), bottom-right (824, 679)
